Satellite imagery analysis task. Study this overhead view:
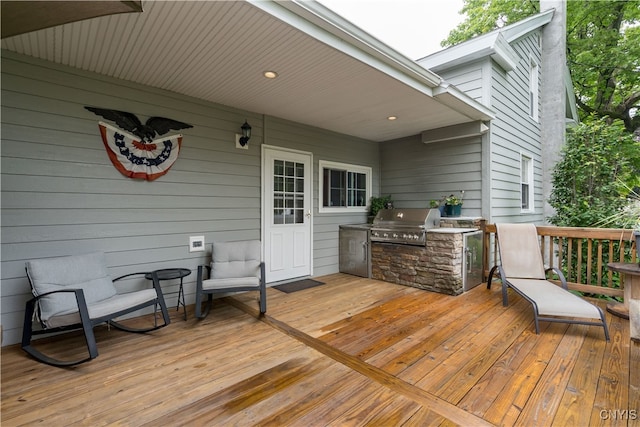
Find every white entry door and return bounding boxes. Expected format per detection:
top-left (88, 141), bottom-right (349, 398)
top-left (262, 146), bottom-right (312, 282)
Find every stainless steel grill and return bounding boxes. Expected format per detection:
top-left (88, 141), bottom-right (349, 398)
top-left (370, 208), bottom-right (441, 246)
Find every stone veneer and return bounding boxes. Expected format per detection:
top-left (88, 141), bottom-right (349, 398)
top-left (370, 218), bottom-right (485, 296)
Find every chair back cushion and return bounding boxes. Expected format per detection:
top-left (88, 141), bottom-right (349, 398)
top-left (210, 240), bottom-right (261, 279)
top-left (496, 223), bottom-right (546, 279)
top-left (26, 252), bottom-right (117, 321)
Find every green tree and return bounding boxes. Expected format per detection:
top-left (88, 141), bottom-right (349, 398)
top-left (443, 0), bottom-right (640, 135)
top-left (548, 118), bottom-right (639, 227)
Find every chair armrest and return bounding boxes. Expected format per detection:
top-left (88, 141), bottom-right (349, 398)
top-left (487, 265), bottom-right (497, 289)
top-left (545, 266), bottom-right (569, 290)
top-left (113, 271), bottom-right (165, 296)
top-left (196, 264), bottom-right (211, 280)
top-left (28, 288), bottom-right (92, 327)
top-left (112, 272), bottom-right (150, 282)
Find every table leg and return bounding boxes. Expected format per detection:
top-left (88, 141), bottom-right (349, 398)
top-left (178, 277), bottom-right (187, 320)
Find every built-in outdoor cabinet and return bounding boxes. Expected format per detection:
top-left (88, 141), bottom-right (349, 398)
top-left (462, 230), bottom-right (484, 291)
top-left (339, 224), bottom-right (371, 278)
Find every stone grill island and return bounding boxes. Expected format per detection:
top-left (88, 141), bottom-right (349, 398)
top-left (371, 218), bottom-right (484, 296)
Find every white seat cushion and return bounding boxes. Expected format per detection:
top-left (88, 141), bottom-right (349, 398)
top-left (202, 276), bottom-right (260, 290)
top-left (210, 240), bottom-right (261, 279)
top-left (26, 252), bottom-right (118, 322)
top-left (507, 278), bottom-right (602, 319)
top-left (45, 289), bottom-right (158, 328)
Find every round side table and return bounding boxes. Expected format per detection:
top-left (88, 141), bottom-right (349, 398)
top-left (146, 268), bottom-right (191, 320)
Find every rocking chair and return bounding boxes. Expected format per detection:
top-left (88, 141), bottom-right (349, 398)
top-left (23, 252), bottom-right (171, 366)
top-left (195, 240), bottom-right (266, 319)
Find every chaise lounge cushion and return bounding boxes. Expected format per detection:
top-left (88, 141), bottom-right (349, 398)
top-left (26, 252), bottom-right (118, 323)
top-left (506, 278), bottom-right (603, 319)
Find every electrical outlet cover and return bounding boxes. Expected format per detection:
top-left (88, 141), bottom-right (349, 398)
top-left (189, 235), bottom-right (205, 252)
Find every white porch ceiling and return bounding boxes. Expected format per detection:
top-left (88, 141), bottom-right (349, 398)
top-left (1, 1), bottom-right (492, 142)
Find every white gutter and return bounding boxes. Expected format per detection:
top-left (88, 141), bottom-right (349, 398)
top-left (434, 83), bottom-right (495, 121)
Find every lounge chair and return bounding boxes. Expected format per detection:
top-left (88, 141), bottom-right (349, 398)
top-left (487, 223), bottom-right (609, 340)
top-left (195, 240), bottom-right (266, 319)
top-left (23, 252), bottom-right (171, 366)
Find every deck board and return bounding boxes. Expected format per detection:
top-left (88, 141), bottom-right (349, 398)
top-left (1, 273), bottom-right (636, 426)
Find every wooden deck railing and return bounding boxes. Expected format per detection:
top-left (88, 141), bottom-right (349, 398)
top-left (483, 224), bottom-right (637, 299)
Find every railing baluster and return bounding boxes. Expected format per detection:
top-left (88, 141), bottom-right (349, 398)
top-left (586, 239), bottom-right (593, 285)
top-left (567, 238), bottom-right (573, 282)
top-left (596, 240), bottom-right (602, 288)
top-left (557, 236), bottom-right (564, 274)
top-left (607, 240), bottom-right (613, 287)
top-left (577, 239), bottom-right (583, 285)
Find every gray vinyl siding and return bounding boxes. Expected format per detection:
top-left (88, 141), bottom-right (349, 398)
top-left (380, 134), bottom-right (483, 217)
top-left (424, 32), bottom-right (547, 224)
top-left (382, 61), bottom-right (486, 217)
top-left (436, 62), bottom-right (486, 104)
top-left (0, 51), bottom-right (379, 345)
top-left (259, 116), bottom-right (380, 276)
top-left (488, 32), bottom-right (544, 224)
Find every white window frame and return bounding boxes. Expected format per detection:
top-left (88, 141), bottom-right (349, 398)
top-left (318, 160), bottom-right (371, 213)
top-left (520, 153), bottom-right (534, 212)
top-left (528, 57), bottom-right (539, 121)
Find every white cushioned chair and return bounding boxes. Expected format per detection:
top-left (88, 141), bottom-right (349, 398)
top-left (195, 240), bottom-right (266, 319)
top-left (488, 223), bottom-right (609, 340)
top-left (23, 252), bottom-right (171, 366)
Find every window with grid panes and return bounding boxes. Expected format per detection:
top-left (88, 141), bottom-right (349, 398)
top-left (319, 160), bottom-right (371, 213)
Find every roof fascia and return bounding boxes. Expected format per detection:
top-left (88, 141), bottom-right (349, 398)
top-left (418, 9), bottom-right (555, 73)
top-left (501, 8), bottom-right (554, 43)
top-left (418, 32), bottom-right (518, 73)
top-left (433, 83), bottom-right (495, 121)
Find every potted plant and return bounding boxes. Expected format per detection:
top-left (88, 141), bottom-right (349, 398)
top-left (444, 191), bottom-right (464, 217)
top-left (430, 198), bottom-right (446, 216)
top-left (368, 195), bottom-right (393, 222)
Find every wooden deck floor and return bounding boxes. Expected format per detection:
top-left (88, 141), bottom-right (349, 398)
top-left (2, 273), bottom-right (638, 426)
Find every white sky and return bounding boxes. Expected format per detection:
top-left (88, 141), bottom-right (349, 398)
top-left (317, 0), bottom-right (466, 60)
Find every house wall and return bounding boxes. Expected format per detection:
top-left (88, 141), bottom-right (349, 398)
top-left (0, 51), bottom-right (378, 346)
top-left (487, 32), bottom-right (545, 223)
top-left (255, 116), bottom-right (380, 275)
top-left (428, 34), bottom-right (546, 224)
top-left (379, 134), bottom-right (483, 216)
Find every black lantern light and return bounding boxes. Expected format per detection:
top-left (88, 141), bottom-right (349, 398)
top-left (239, 120), bottom-right (252, 147)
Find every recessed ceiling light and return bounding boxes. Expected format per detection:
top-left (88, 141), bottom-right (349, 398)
top-left (263, 71), bottom-right (278, 79)
top-left (387, 116), bottom-right (397, 121)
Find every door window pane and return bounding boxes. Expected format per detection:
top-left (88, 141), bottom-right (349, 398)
top-left (273, 159), bottom-right (305, 225)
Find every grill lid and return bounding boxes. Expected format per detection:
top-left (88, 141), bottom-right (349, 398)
top-left (372, 208), bottom-right (441, 229)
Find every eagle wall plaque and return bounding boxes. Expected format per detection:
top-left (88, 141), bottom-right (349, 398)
top-left (85, 107), bottom-right (193, 181)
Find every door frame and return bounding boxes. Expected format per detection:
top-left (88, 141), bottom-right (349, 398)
top-left (261, 144), bottom-right (314, 283)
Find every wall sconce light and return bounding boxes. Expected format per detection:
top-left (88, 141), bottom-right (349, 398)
top-left (235, 120), bottom-right (252, 149)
